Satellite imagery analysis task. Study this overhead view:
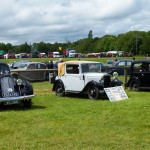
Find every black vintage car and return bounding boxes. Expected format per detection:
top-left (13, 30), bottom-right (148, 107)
top-left (126, 60), bottom-right (150, 90)
top-left (0, 62), bottom-right (34, 108)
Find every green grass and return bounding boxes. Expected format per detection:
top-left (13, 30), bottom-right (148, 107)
top-left (0, 57), bottom-right (149, 149)
top-left (0, 81), bottom-right (149, 150)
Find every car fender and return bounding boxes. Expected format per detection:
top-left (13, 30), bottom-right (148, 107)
top-left (52, 79), bottom-right (65, 91)
top-left (82, 80), bottom-right (102, 93)
top-left (22, 80), bottom-right (34, 95)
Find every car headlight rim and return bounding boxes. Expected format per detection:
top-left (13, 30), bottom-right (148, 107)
top-left (113, 72), bottom-right (118, 79)
top-left (17, 79), bottom-right (23, 86)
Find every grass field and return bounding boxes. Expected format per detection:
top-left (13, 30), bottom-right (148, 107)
top-left (0, 81), bottom-right (150, 150)
top-left (0, 57), bottom-right (149, 149)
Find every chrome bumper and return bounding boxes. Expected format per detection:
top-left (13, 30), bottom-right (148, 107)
top-left (0, 95), bottom-right (35, 102)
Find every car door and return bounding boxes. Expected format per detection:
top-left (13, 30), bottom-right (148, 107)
top-left (25, 63), bottom-right (46, 81)
top-left (116, 61), bottom-right (126, 75)
top-left (65, 64), bottom-right (85, 92)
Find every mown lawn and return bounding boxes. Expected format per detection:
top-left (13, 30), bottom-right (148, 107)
top-left (0, 81), bottom-right (149, 150)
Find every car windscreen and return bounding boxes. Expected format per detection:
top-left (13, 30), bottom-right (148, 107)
top-left (81, 63), bottom-right (101, 73)
top-left (0, 64), bottom-right (10, 75)
top-left (12, 60), bottom-right (31, 68)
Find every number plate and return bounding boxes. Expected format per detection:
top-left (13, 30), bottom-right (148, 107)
top-left (2, 92), bottom-right (19, 98)
top-left (4, 101), bottom-right (19, 105)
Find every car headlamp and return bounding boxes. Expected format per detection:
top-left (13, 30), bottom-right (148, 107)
top-left (17, 79), bottom-right (23, 86)
top-left (113, 72), bottom-right (118, 79)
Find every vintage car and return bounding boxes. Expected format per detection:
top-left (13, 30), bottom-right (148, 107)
top-left (126, 60), bottom-right (150, 90)
top-left (11, 61), bottom-right (48, 82)
top-left (52, 60), bottom-right (122, 100)
top-left (0, 62), bottom-right (34, 107)
top-left (105, 59), bottom-right (133, 75)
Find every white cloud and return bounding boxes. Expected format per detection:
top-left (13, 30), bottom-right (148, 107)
top-left (0, 0), bottom-right (150, 45)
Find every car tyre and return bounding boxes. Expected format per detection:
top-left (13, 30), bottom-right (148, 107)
top-left (129, 80), bottom-right (139, 91)
top-left (55, 83), bottom-right (65, 97)
top-left (23, 99), bottom-right (32, 108)
top-left (87, 86), bottom-right (99, 100)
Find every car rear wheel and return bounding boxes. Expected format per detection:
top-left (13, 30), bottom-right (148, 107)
top-left (129, 80), bottom-right (139, 91)
top-left (87, 86), bottom-right (99, 100)
top-left (55, 83), bottom-right (65, 97)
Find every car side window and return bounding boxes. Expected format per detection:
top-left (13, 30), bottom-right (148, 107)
top-left (40, 64), bottom-right (47, 69)
top-left (127, 61), bottom-right (132, 66)
top-left (133, 63), bottom-right (142, 72)
top-left (28, 64), bottom-right (36, 69)
top-left (66, 64), bottom-right (79, 74)
top-left (118, 61), bottom-right (125, 66)
top-left (140, 63), bottom-right (150, 72)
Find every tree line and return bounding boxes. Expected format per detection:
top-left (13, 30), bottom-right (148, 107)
top-left (0, 30), bottom-right (150, 56)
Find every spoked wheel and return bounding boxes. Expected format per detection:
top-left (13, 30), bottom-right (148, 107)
top-left (87, 86), bottom-right (99, 100)
top-left (129, 80), bottom-right (139, 91)
top-left (55, 83), bottom-right (65, 97)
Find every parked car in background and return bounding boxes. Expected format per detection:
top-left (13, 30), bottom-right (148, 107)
top-left (10, 60), bottom-right (32, 69)
top-left (52, 60), bottom-right (122, 100)
top-left (106, 51), bottom-right (118, 57)
top-left (126, 60), bottom-right (150, 90)
top-left (105, 59), bottom-right (133, 75)
top-left (8, 50), bottom-right (15, 59)
top-left (48, 52), bottom-right (60, 58)
top-left (101, 63), bottom-right (112, 72)
top-left (0, 62), bottom-right (34, 108)
top-left (11, 61), bottom-right (48, 82)
top-left (20, 53), bottom-right (28, 58)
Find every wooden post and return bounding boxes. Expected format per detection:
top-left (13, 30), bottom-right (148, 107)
top-left (124, 67), bottom-right (128, 89)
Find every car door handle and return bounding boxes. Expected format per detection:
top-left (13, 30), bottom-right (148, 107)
top-left (83, 75), bottom-right (85, 80)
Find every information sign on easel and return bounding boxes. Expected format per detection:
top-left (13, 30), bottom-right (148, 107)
top-left (104, 86), bottom-right (128, 102)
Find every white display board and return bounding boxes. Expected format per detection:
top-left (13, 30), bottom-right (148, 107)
top-left (104, 86), bottom-right (128, 102)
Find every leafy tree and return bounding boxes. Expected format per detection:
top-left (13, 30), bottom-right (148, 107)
top-left (88, 30), bottom-right (93, 39)
top-left (17, 42), bottom-right (31, 53)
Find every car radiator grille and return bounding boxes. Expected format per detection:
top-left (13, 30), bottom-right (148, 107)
top-left (0, 77), bottom-right (15, 97)
top-left (104, 75), bottom-right (111, 87)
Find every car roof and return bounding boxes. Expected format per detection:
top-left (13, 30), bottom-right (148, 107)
top-left (132, 60), bottom-right (150, 63)
top-left (58, 60), bottom-right (100, 76)
top-left (21, 61), bottom-right (46, 65)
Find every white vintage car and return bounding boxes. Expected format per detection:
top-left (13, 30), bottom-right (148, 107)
top-left (52, 60), bottom-right (122, 100)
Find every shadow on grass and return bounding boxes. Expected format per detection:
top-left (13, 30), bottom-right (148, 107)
top-left (0, 104), bottom-right (46, 111)
top-left (64, 93), bottom-right (108, 101)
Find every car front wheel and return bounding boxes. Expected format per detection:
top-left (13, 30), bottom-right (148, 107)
top-left (23, 99), bottom-right (32, 108)
top-left (87, 86), bottom-right (99, 100)
top-left (55, 83), bottom-right (65, 97)
top-left (129, 80), bottom-right (139, 91)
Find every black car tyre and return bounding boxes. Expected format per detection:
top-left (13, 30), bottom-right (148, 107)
top-left (87, 86), bottom-right (99, 100)
top-left (129, 80), bottom-right (139, 91)
top-left (55, 83), bottom-right (65, 97)
top-left (23, 99), bottom-right (32, 108)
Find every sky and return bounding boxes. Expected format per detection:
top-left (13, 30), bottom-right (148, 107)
top-left (0, 0), bottom-right (150, 45)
